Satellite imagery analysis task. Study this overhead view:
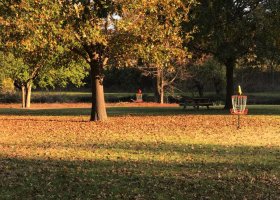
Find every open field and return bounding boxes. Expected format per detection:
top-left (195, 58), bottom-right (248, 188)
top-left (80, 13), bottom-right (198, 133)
top-left (0, 103), bottom-right (279, 199)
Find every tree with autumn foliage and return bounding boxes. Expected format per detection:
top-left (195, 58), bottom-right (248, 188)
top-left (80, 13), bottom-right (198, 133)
top-left (0, 1), bottom-right (88, 108)
top-left (1, 0), bottom-right (196, 118)
top-left (54, 0), bottom-right (120, 121)
top-left (184, 0), bottom-right (280, 109)
top-left (0, 0), bottom-right (61, 107)
top-left (54, 0), bottom-right (196, 119)
top-left (112, 0), bottom-right (195, 103)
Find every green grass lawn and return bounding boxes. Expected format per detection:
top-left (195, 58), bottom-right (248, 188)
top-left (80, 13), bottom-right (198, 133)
top-left (0, 105), bottom-right (279, 116)
top-left (3, 90), bottom-right (280, 105)
top-left (0, 105), bottom-right (279, 199)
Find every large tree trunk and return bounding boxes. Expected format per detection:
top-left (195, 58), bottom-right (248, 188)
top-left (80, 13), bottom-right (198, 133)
top-left (154, 69), bottom-right (164, 104)
top-left (21, 82), bottom-right (32, 108)
top-left (90, 61), bottom-right (107, 121)
top-left (224, 59), bottom-right (235, 109)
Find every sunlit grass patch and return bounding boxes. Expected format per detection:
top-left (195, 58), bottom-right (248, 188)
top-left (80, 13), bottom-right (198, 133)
top-left (0, 107), bottom-right (279, 199)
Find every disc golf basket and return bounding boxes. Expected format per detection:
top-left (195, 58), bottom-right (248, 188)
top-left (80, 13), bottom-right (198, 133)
top-left (230, 95), bottom-right (248, 129)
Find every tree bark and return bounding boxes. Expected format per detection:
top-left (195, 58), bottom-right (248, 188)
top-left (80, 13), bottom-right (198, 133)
top-left (90, 61), bottom-right (107, 121)
top-left (224, 59), bottom-right (235, 109)
top-left (160, 83), bottom-right (164, 104)
top-left (21, 85), bottom-right (26, 108)
top-left (154, 69), bottom-right (164, 104)
top-left (25, 82), bottom-right (32, 108)
top-left (21, 82), bottom-right (32, 108)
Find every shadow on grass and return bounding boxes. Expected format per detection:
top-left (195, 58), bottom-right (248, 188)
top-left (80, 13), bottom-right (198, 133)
top-left (0, 108), bottom-right (90, 116)
top-left (0, 143), bottom-right (279, 199)
top-left (0, 105), bottom-right (279, 117)
top-left (1, 142), bottom-right (279, 160)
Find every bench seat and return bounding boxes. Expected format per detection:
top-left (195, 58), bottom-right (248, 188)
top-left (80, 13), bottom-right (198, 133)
top-left (180, 98), bottom-right (214, 110)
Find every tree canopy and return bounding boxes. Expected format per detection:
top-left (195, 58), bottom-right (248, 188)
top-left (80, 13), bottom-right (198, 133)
top-left (0, 0), bottom-right (279, 119)
top-left (0, 0), bottom-right (88, 107)
top-left (111, 0), bottom-right (195, 103)
top-left (53, 0), bottom-right (196, 120)
top-left (185, 0), bottom-right (280, 108)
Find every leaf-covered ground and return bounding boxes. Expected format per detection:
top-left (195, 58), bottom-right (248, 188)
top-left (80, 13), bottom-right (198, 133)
top-left (0, 104), bottom-right (279, 199)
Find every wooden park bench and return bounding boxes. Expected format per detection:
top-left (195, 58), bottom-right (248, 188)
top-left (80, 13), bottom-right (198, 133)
top-left (180, 97), bottom-right (214, 110)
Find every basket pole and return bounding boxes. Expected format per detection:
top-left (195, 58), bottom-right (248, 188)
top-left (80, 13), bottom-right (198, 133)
top-left (237, 114), bottom-right (240, 129)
